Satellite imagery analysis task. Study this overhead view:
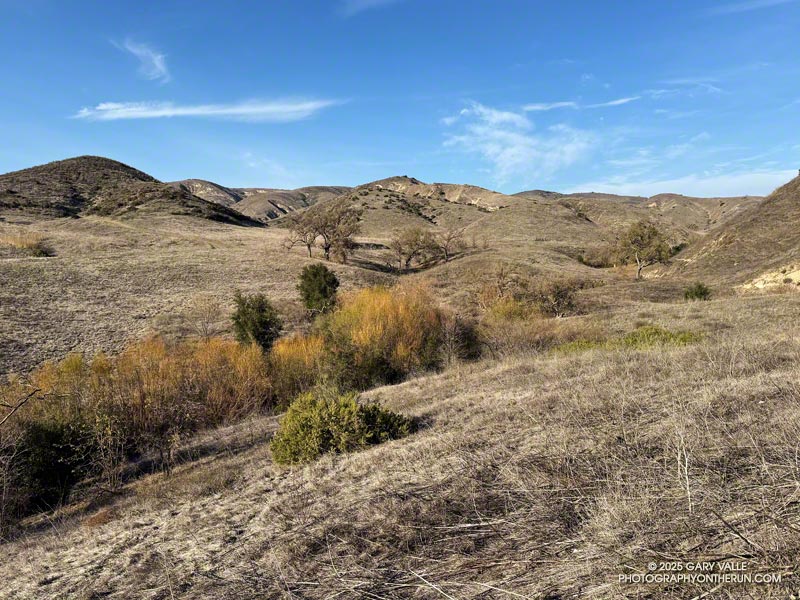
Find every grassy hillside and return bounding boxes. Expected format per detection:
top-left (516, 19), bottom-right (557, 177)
top-left (515, 189), bottom-right (761, 243)
top-left (672, 175), bottom-right (800, 287)
top-left (0, 213), bottom-right (393, 375)
top-left (1, 294), bottom-right (798, 599)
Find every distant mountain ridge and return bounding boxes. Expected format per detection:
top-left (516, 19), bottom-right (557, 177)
top-left (173, 179), bottom-right (351, 221)
top-left (0, 156), bottom-right (774, 248)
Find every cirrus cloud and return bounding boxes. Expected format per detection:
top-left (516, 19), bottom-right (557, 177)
top-left (114, 39), bottom-right (170, 83)
top-left (73, 99), bottom-right (339, 122)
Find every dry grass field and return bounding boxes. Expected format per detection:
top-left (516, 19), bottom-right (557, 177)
top-left (2, 157), bottom-right (800, 599)
top-left (1, 293), bottom-right (799, 599)
top-left (0, 213), bottom-right (393, 375)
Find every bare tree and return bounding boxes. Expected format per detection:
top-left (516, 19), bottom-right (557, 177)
top-left (0, 388), bottom-right (39, 533)
top-left (183, 295), bottom-right (223, 341)
top-left (435, 227), bottom-right (465, 262)
top-left (284, 213), bottom-right (317, 258)
top-left (0, 388), bottom-right (38, 429)
top-left (286, 198), bottom-right (362, 263)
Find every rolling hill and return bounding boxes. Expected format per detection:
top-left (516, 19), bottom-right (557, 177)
top-left (0, 157), bottom-right (259, 226)
top-left (514, 189), bottom-right (761, 241)
top-left (672, 174), bottom-right (800, 287)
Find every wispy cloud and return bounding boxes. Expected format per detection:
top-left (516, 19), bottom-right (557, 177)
top-left (654, 108), bottom-right (703, 119)
top-left (340, 0), bottom-right (401, 16)
top-left (73, 99), bottom-right (339, 122)
top-left (586, 96), bottom-right (641, 108)
top-left (114, 39), bottom-right (170, 83)
top-left (522, 101), bottom-right (579, 112)
top-left (522, 96), bottom-right (639, 112)
top-left (442, 102), bottom-right (594, 184)
top-left (706, 0), bottom-right (798, 15)
top-left (569, 169), bottom-right (795, 197)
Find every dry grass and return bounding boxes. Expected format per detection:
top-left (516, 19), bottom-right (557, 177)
top-left (0, 231), bottom-right (53, 257)
top-left (1, 294), bottom-right (799, 598)
top-left (0, 213), bottom-right (394, 376)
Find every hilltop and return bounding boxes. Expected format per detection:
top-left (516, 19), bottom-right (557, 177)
top-left (0, 157), bottom-right (259, 226)
top-left (515, 188), bottom-right (761, 239)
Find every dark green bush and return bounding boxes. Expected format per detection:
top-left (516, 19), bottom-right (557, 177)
top-left (19, 419), bottom-right (93, 510)
top-left (684, 282), bottom-right (712, 301)
top-left (298, 263), bottom-right (339, 313)
top-left (270, 387), bottom-right (416, 466)
top-left (231, 291), bottom-right (282, 351)
top-left (670, 242), bottom-right (688, 256)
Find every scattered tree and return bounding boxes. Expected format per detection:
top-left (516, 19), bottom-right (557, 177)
top-left (285, 198), bottom-right (363, 262)
top-left (435, 227), bottom-right (465, 262)
top-left (389, 227), bottom-right (437, 271)
top-left (231, 291), bottom-right (282, 351)
top-left (298, 263), bottom-right (340, 313)
top-left (616, 220), bottom-right (671, 279)
top-left (284, 213), bottom-right (317, 257)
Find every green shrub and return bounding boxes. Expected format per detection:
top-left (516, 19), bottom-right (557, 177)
top-left (19, 419), bottom-right (93, 510)
top-left (298, 263), bottom-right (339, 313)
top-left (684, 282), bottom-right (712, 301)
top-left (231, 291), bottom-right (282, 351)
top-left (617, 325), bottom-right (699, 348)
top-left (270, 387), bottom-right (415, 466)
top-left (552, 339), bottom-right (606, 355)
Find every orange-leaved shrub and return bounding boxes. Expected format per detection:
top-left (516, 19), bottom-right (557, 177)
top-left (0, 336), bottom-right (272, 531)
top-left (317, 284), bottom-right (446, 388)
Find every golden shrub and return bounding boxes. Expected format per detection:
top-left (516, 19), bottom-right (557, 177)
top-left (320, 284), bottom-right (445, 387)
top-left (270, 334), bottom-right (326, 405)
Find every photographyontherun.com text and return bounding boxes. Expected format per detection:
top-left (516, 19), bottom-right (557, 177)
top-left (619, 562), bottom-right (784, 585)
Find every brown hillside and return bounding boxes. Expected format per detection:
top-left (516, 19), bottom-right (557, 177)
top-left (515, 189), bottom-right (761, 241)
top-left (235, 186), bottom-right (351, 221)
top-left (0, 157), bottom-right (259, 226)
top-left (171, 179), bottom-right (244, 207)
top-left (672, 175), bottom-right (800, 286)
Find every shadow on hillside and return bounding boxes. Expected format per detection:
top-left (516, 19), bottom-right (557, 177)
top-left (11, 416), bottom-right (278, 540)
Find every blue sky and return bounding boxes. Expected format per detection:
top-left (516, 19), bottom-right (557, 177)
top-left (2, 0), bottom-right (799, 196)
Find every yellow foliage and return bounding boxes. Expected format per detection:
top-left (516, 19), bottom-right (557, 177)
top-left (270, 334), bottom-right (326, 405)
top-left (7, 335), bottom-right (272, 447)
top-left (321, 284), bottom-right (444, 386)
